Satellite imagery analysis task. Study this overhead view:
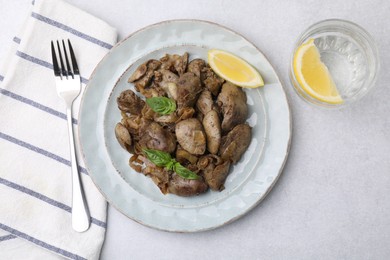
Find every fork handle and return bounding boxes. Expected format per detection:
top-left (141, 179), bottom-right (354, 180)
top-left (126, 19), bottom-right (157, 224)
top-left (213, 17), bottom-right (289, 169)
top-left (66, 107), bottom-right (90, 232)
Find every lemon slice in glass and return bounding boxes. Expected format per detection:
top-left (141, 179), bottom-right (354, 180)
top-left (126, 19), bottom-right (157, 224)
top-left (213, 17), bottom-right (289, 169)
top-left (208, 49), bottom-right (264, 88)
top-left (293, 39), bottom-right (343, 104)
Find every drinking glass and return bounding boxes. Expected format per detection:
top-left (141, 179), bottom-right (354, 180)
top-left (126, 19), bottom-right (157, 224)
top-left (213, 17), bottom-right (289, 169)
top-left (289, 19), bottom-right (379, 107)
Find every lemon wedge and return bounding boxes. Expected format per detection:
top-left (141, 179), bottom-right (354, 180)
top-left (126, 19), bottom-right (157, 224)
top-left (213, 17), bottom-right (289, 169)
top-left (293, 39), bottom-right (343, 104)
top-left (208, 49), bottom-right (264, 88)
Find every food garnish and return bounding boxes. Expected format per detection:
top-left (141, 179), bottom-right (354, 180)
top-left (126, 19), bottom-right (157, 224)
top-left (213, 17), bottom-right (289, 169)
top-left (293, 38), bottom-right (343, 104)
top-left (208, 49), bottom-right (264, 88)
top-left (143, 149), bottom-right (200, 180)
top-left (146, 96), bottom-right (176, 115)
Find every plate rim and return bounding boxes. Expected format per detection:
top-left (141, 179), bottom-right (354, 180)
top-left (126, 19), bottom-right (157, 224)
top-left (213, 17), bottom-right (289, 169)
top-left (78, 19), bottom-right (293, 232)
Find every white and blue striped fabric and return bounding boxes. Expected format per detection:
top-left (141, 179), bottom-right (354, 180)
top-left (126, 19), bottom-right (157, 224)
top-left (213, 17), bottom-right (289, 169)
top-left (0, 0), bottom-right (117, 259)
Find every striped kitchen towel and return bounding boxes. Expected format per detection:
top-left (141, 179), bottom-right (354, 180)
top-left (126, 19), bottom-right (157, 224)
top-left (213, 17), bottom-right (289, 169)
top-left (0, 0), bottom-right (117, 259)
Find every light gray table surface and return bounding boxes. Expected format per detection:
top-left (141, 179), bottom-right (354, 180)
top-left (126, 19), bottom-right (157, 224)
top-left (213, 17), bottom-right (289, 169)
top-left (1, 0), bottom-right (389, 259)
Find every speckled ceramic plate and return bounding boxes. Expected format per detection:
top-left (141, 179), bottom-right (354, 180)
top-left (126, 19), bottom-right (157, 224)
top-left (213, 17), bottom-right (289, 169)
top-left (79, 20), bottom-right (291, 232)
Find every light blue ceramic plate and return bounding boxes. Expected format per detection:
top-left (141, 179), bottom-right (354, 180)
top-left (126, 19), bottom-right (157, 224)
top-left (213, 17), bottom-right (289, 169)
top-left (79, 20), bottom-right (291, 232)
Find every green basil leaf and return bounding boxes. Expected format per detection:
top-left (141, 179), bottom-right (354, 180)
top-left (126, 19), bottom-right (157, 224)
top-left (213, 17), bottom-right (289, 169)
top-left (165, 160), bottom-right (176, 171)
top-left (146, 97), bottom-right (176, 115)
top-left (173, 162), bottom-right (200, 180)
top-left (143, 149), bottom-right (200, 180)
top-left (143, 149), bottom-right (172, 167)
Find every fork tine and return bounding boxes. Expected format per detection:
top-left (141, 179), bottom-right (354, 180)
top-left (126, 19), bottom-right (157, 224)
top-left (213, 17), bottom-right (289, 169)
top-left (67, 40), bottom-right (79, 75)
top-left (62, 40), bottom-right (73, 77)
top-left (51, 41), bottom-right (61, 76)
top-left (56, 40), bottom-right (67, 77)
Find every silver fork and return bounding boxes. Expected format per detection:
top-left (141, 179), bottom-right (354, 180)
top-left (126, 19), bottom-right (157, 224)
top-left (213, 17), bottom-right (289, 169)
top-left (51, 39), bottom-right (90, 232)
